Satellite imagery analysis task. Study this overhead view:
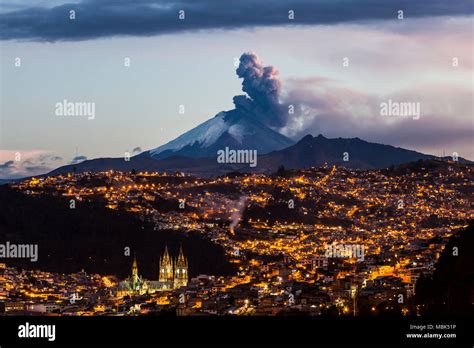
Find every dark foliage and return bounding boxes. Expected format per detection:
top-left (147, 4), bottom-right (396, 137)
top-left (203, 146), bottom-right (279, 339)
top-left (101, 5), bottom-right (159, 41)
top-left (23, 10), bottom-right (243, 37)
top-left (0, 185), bottom-right (236, 279)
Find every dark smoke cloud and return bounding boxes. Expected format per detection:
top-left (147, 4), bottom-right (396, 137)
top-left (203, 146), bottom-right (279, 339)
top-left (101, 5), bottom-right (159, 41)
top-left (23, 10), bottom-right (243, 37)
top-left (234, 52), bottom-right (287, 128)
top-left (0, 0), bottom-right (472, 41)
top-left (237, 53), bottom-right (281, 106)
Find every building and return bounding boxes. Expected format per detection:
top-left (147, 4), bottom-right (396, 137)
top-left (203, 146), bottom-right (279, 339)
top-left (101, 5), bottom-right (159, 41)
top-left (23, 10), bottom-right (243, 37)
top-left (26, 303), bottom-right (60, 313)
top-left (312, 256), bottom-right (328, 270)
top-left (173, 246), bottom-right (188, 289)
top-left (117, 246), bottom-right (188, 296)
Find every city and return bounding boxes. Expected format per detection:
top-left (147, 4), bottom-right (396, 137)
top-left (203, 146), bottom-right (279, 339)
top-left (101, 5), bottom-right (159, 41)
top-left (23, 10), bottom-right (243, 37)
top-left (1, 159), bottom-right (471, 317)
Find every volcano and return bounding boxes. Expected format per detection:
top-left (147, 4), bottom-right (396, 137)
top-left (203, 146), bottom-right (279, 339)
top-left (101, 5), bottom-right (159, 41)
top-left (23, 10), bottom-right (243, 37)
top-left (142, 109), bottom-right (294, 160)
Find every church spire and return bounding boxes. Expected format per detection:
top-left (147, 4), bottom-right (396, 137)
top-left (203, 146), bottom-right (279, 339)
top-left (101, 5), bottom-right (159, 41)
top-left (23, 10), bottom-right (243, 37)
top-left (159, 245), bottom-right (174, 283)
top-left (131, 253), bottom-right (139, 289)
top-left (174, 244), bottom-right (188, 288)
top-left (178, 243), bottom-right (185, 262)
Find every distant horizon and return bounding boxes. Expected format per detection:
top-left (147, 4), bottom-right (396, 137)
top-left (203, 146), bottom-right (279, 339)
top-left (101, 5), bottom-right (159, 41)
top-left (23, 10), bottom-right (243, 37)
top-left (1, 131), bottom-right (471, 182)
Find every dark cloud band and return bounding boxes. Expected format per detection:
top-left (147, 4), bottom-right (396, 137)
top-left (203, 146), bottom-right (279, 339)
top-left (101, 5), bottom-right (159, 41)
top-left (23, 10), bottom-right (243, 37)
top-left (1, 0), bottom-right (472, 41)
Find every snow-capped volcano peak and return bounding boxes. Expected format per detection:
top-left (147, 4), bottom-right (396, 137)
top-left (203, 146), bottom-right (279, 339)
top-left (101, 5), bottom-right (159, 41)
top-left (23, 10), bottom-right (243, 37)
top-left (146, 110), bottom-right (294, 160)
top-left (149, 112), bottom-right (227, 157)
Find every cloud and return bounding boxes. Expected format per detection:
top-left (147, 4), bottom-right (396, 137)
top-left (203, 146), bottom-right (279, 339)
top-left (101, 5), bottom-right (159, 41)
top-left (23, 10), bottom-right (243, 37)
top-left (0, 0), bottom-right (472, 41)
top-left (132, 147), bottom-right (142, 155)
top-left (280, 78), bottom-right (474, 158)
top-left (0, 150), bottom-right (64, 179)
top-left (0, 161), bottom-right (15, 169)
top-left (70, 155), bottom-right (87, 164)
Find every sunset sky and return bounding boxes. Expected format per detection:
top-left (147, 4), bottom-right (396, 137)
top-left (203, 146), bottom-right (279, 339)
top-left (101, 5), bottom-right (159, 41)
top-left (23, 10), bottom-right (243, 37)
top-left (1, 0), bottom-right (473, 178)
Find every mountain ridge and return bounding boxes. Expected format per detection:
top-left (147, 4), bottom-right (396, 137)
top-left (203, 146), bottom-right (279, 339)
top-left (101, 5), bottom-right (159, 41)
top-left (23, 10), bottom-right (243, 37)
top-left (46, 134), bottom-right (472, 177)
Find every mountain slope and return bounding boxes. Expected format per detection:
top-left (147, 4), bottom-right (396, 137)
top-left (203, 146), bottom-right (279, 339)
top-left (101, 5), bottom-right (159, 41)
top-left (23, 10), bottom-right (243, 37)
top-left (144, 110), bottom-right (294, 160)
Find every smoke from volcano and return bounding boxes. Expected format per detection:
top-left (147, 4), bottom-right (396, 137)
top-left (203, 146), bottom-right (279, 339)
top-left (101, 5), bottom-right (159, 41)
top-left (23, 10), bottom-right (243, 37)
top-left (234, 52), bottom-right (287, 128)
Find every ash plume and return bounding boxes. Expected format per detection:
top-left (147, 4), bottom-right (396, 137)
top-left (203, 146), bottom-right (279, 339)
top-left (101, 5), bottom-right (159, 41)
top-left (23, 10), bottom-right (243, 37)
top-left (234, 52), bottom-right (287, 128)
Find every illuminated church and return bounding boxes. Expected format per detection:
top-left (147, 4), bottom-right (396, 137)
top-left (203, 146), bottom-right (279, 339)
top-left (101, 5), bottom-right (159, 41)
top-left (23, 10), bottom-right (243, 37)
top-left (117, 246), bottom-right (188, 296)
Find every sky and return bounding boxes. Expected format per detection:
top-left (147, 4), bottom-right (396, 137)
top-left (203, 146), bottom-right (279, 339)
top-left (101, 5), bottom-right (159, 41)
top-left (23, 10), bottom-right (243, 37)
top-left (0, 0), bottom-right (473, 178)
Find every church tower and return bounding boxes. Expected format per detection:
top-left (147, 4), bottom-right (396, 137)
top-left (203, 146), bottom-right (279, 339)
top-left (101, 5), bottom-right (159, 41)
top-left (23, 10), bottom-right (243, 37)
top-left (159, 245), bottom-right (174, 284)
top-left (174, 245), bottom-right (188, 288)
top-left (131, 254), bottom-right (139, 291)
